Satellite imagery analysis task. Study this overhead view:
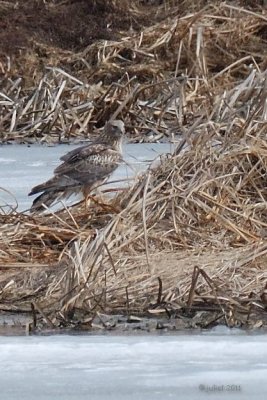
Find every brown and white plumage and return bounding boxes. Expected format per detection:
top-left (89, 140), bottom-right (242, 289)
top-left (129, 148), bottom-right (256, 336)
top-left (29, 120), bottom-right (125, 212)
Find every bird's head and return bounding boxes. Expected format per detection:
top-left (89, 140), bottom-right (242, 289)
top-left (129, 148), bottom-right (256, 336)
top-left (100, 119), bottom-right (125, 149)
top-left (105, 120), bottom-right (125, 138)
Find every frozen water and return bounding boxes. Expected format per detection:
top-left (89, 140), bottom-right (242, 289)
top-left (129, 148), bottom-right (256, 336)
top-left (0, 334), bottom-right (266, 400)
top-left (0, 142), bottom-right (173, 211)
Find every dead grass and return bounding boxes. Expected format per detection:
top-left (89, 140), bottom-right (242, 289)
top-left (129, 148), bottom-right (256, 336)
top-left (0, 0), bottom-right (267, 330)
top-left (1, 1), bottom-right (267, 142)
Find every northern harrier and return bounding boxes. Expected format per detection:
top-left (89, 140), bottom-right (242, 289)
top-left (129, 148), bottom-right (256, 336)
top-left (29, 120), bottom-right (125, 211)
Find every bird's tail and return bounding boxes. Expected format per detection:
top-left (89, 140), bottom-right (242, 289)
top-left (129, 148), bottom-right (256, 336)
top-left (28, 177), bottom-right (58, 196)
top-left (30, 190), bottom-right (63, 212)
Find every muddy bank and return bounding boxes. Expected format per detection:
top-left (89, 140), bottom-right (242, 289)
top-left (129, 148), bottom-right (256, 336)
top-left (0, 310), bottom-right (266, 335)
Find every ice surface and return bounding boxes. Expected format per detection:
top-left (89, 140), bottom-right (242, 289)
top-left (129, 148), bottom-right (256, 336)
top-left (0, 334), bottom-right (266, 400)
top-left (0, 143), bottom-right (173, 211)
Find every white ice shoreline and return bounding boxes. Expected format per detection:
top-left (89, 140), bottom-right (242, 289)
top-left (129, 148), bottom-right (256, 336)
top-left (0, 332), bottom-right (266, 400)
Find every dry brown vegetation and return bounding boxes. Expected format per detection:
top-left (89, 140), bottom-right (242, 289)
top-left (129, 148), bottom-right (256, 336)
top-left (0, 0), bottom-right (267, 331)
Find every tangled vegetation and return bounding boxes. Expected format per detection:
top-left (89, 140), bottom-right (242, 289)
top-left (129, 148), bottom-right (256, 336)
top-left (0, 0), bottom-right (267, 331)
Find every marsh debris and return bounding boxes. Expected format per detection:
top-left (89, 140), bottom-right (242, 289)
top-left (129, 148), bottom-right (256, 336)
top-left (0, 0), bottom-right (267, 332)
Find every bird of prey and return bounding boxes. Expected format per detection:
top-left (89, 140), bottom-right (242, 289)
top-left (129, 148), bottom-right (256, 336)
top-left (29, 120), bottom-right (125, 212)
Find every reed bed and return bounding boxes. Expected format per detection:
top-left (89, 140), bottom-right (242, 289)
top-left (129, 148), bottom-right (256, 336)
top-left (1, 1), bottom-right (267, 142)
top-left (1, 70), bottom-right (267, 329)
top-left (0, 0), bottom-right (267, 330)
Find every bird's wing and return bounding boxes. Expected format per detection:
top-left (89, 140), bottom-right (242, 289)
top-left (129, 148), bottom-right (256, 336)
top-left (56, 144), bottom-right (110, 170)
top-left (55, 145), bottom-right (123, 182)
top-left (59, 143), bottom-right (93, 162)
top-left (29, 145), bottom-right (122, 196)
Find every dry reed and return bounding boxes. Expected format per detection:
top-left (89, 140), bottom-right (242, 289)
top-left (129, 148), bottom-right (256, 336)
top-left (0, 0), bottom-right (267, 330)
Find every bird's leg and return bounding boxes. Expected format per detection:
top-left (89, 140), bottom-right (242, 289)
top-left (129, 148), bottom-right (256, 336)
top-left (83, 187), bottom-right (91, 212)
